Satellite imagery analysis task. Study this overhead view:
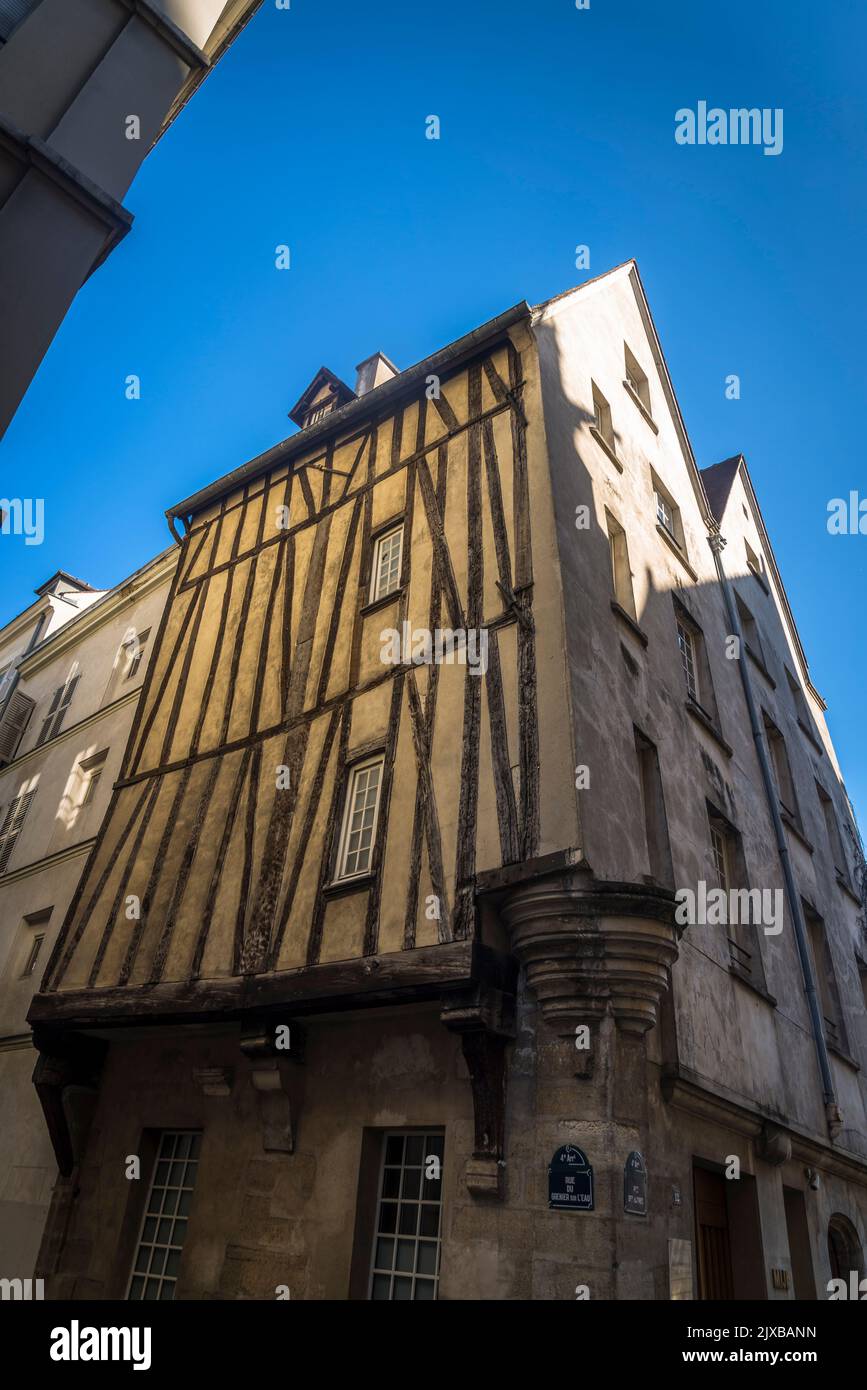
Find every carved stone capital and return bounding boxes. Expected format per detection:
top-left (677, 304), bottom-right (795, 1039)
top-left (497, 869), bottom-right (680, 1035)
top-left (757, 1122), bottom-right (792, 1166)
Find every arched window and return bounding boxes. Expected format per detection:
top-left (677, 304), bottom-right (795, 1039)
top-left (828, 1214), bottom-right (864, 1281)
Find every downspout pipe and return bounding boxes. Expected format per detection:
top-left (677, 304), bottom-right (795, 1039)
top-left (708, 530), bottom-right (841, 1134)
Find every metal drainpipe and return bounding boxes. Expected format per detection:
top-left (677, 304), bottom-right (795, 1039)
top-left (707, 530), bottom-right (841, 1133)
top-left (0, 608), bottom-right (49, 731)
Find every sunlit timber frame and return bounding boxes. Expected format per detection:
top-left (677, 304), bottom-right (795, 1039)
top-left (31, 317), bottom-right (548, 1036)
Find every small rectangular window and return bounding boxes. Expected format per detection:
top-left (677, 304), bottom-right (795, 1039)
top-left (763, 713), bottom-right (801, 828)
top-left (652, 471), bottom-right (686, 555)
top-left (816, 782), bottom-right (848, 881)
top-left (785, 667), bottom-right (811, 730)
top-left (124, 629), bottom-right (150, 681)
top-left (336, 757), bottom-right (384, 880)
top-left (36, 673), bottom-right (79, 746)
top-left (370, 526), bottom-right (403, 604)
top-left (707, 806), bottom-right (768, 988)
top-left (605, 511), bottom-right (637, 619)
top-left (673, 600), bottom-right (720, 728)
top-left (80, 751), bottom-right (108, 806)
top-left (591, 382), bottom-right (615, 452)
top-left (624, 343), bottom-right (651, 413)
top-left (21, 933), bottom-right (45, 977)
top-left (634, 727), bottom-right (673, 887)
top-left (745, 539), bottom-right (767, 588)
top-left (735, 595), bottom-right (767, 669)
top-left (803, 903), bottom-right (847, 1054)
top-left (676, 619), bottom-right (698, 702)
top-left (368, 1131), bottom-right (444, 1300)
top-left (127, 1131), bottom-right (202, 1301)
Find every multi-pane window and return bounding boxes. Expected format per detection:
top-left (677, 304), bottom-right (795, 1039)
top-left (710, 824), bottom-right (730, 892)
top-left (370, 527), bottom-right (403, 603)
top-left (656, 490), bottom-right (674, 536)
top-left (127, 1131), bottom-right (202, 1301)
top-left (336, 758), bottom-right (384, 879)
top-left (0, 788), bottom-right (36, 874)
top-left (36, 673), bottom-right (79, 746)
top-left (305, 401), bottom-right (333, 427)
top-left (676, 619), bottom-right (698, 701)
top-left (369, 1131), bottom-right (444, 1300)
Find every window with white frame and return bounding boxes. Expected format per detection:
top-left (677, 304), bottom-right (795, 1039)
top-left (336, 757), bottom-right (384, 880)
top-left (368, 1131), bottom-right (444, 1300)
top-left (370, 526), bottom-right (403, 603)
top-left (127, 1131), bottom-right (202, 1301)
top-left (656, 489), bottom-right (674, 535)
top-left (676, 618), bottom-right (698, 701)
top-left (710, 822), bottom-right (731, 892)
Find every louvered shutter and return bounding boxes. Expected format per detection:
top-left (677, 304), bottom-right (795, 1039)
top-left (0, 789), bottom-right (36, 873)
top-left (0, 690), bottom-right (35, 764)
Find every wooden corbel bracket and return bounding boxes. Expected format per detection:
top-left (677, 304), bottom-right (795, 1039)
top-left (441, 983), bottom-right (516, 1200)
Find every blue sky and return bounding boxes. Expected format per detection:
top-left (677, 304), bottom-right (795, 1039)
top-left (2, 0), bottom-right (865, 818)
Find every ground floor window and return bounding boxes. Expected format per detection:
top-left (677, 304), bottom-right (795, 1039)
top-left (127, 1131), bottom-right (202, 1300)
top-left (368, 1130), bottom-right (444, 1299)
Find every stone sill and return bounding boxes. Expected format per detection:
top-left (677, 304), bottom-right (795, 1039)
top-left (780, 808), bottom-right (814, 854)
top-left (685, 697), bottom-right (733, 758)
top-left (836, 872), bottom-right (862, 907)
top-left (589, 426), bottom-right (623, 472)
top-left (797, 716), bottom-right (824, 757)
top-left (746, 645), bottom-right (776, 689)
top-left (623, 379), bottom-right (659, 434)
top-left (728, 964), bottom-right (777, 1008)
top-left (827, 1042), bottom-right (861, 1074)
top-left (610, 599), bottom-right (648, 647)
top-left (655, 523), bottom-right (698, 581)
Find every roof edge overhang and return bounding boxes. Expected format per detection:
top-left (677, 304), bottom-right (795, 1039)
top-left (165, 300), bottom-right (531, 530)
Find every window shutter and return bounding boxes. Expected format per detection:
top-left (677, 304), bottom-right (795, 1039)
top-left (0, 690), bottom-right (35, 765)
top-left (0, 788), bottom-right (36, 874)
top-left (37, 673), bottom-right (80, 746)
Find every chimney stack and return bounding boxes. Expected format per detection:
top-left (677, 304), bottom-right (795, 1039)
top-left (354, 352), bottom-right (399, 396)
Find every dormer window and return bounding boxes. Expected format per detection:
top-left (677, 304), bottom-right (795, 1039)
top-left (288, 367), bottom-right (356, 431)
top-left (305, 400), bottom-right (335, 428)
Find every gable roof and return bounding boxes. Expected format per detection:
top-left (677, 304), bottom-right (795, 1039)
top-left (700, 455), bottom-right (742, 524)
top-left (287, 366), bottom-right (356, 427)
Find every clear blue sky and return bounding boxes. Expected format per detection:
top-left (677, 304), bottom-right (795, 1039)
top-left (2, 0), bottom-right (865, 820)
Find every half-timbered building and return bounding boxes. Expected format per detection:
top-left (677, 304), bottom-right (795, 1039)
top-left (27, 262), bottom-right (867, 1300)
